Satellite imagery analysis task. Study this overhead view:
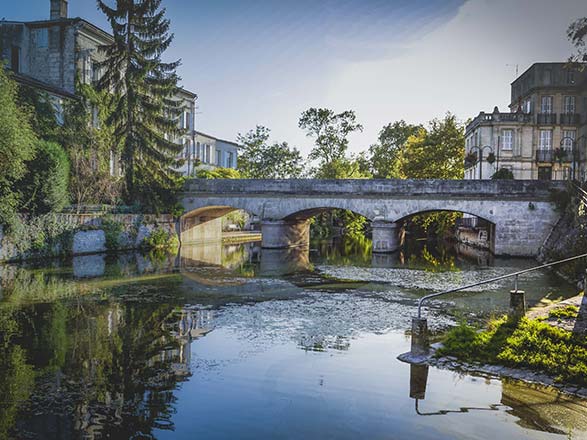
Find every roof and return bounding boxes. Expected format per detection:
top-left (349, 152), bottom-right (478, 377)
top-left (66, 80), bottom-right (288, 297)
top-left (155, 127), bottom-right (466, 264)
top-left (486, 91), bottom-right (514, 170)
top-left (196, 130), bottom-right (241, 148)
top-left (13, 72), bottom-right (77, 100)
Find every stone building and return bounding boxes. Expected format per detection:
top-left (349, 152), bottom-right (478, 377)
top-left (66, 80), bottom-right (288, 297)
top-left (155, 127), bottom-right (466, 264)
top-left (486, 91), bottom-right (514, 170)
top-left (465, 62), bottom-right (587, 181)
top-left (0, 0), bottom-right (237, 178)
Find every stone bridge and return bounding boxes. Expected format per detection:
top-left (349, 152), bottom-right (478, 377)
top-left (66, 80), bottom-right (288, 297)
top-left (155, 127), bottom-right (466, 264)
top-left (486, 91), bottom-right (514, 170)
top-left (179, 179), bottom-right (565, 257)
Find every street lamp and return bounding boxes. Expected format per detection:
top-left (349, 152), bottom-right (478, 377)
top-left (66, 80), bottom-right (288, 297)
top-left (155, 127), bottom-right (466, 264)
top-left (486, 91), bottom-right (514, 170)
top-left (470, 145), bottom-right (493, 180)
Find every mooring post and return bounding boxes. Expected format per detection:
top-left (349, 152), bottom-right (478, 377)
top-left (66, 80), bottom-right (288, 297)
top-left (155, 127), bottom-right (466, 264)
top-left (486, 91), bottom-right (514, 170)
top-left (509, 275), bottom-right (526, 318)
top-left (411, 317), bottom-right (430, 356)
top-left (409, 364), bottom-right (429, 400)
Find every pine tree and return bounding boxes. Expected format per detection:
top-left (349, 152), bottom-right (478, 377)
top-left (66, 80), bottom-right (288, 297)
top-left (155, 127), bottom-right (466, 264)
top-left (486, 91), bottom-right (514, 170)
top-left (97, 0), bottom-right (183, 211)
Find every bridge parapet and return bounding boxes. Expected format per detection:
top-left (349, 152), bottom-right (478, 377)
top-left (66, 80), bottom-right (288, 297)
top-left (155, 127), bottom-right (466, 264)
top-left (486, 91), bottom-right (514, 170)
top-left (182, 179), bottom-right (564, 200)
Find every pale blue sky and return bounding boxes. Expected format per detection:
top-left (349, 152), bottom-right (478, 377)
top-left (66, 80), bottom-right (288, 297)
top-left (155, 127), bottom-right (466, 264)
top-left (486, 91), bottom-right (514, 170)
top-left (4, 0), bottom-right (586, 154)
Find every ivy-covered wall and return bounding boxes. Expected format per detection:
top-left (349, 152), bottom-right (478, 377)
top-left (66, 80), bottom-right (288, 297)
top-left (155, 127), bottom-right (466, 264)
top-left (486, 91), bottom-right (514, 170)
top-left (0, 213), bottom-right (178, 263)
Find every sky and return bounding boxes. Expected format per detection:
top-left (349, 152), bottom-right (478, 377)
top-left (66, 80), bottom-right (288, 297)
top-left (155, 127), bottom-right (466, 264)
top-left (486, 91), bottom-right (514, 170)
top-left (4, 0), bottom-right (586, 155)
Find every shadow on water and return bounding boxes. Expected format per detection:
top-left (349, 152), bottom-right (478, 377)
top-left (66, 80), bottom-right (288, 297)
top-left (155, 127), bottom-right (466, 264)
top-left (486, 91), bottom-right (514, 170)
top-left (0, 238), bottom-right (584, 439)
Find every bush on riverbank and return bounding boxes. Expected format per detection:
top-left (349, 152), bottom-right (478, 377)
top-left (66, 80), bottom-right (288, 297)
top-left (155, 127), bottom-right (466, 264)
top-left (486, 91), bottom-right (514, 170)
top-left (437, 316), bottom-right (587, 386)
top-left (142, 228), bottom-right (179, 252)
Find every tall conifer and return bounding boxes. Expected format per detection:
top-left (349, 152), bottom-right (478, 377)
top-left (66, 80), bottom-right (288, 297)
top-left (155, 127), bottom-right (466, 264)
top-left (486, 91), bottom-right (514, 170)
top-left (97, 0), bottom-right (183, 210)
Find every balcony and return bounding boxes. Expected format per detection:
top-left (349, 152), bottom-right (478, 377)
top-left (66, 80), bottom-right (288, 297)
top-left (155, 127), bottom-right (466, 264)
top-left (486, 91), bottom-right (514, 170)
top-left (535, 148), bottom-right (574, 163)
top-left (537, 113), bottom-right (557, 125)
top-left (560, 113), bottom-right (581, 125)
top-left (466, 111), bottom-right (532, 132)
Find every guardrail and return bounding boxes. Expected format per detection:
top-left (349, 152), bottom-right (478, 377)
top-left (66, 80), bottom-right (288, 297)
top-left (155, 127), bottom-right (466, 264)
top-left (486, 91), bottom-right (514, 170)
top-left (407, 252), bottom-right (587, 358)
top-left (417, 252), bottom-right (587, 319)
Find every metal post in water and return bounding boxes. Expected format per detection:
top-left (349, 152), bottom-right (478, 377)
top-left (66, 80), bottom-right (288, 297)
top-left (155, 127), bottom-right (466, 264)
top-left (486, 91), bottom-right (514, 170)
top-left (411, 317), bottom-right (430, 356)
top-left (510, 274), bottom-right (526, 318)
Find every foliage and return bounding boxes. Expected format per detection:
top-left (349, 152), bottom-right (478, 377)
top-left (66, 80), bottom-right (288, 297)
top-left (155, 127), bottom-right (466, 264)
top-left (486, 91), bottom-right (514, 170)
top-left (548, 305), bottom-right (579, 320)
top-left (98, 0), bottom-right (184, 212)
top-left (19, 140), bottom-right (70, 215)
top-left (367, 120), bottom-right (422, 178)
top-left (396, 113), bottom-right (465, 179)
top-left (61, 80), bottom-right (121, 208)
top-left (568, 17), bottom-right (587, 64)
top-left (17, 85), bottom-right (60, 142)
top-left (438, 316), bottom-right (587, 386)
top-left (237, 126), bottom-right (304, 178)
top-left (142, 227), bottom-right (179, 252)
top-left (299, 107), bottom-right (363, 170)
top-left (6, 214), bottom-right (77, 257)
top-left (0, 66), bottom-right (37, 227)
top-left (464, 151), bottom-right (477, 168)
top-left (491, 168), bottom-right (514, 180)
top-left (486, 152), bottom-right (496, 164)
top-left (196, 167), bottom-right (241, 179)
top-left (101, 216), bottom-right (123, 250)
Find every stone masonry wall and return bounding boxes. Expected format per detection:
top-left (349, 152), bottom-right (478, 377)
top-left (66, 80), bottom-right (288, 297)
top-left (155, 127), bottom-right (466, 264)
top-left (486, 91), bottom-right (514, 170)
top-left (0, 213), bottom-right (178, 263)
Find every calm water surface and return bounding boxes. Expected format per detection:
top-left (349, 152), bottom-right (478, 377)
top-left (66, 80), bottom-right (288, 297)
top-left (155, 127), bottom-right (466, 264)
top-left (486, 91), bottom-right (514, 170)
top-left (0, 239), bottom-right (586, 439)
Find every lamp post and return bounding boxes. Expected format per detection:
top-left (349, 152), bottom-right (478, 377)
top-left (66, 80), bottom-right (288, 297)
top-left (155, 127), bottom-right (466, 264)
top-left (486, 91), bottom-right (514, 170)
top-left (470, 145), bottom-right (494, 180)
top-left (577, 135), bottom-right (587, 182)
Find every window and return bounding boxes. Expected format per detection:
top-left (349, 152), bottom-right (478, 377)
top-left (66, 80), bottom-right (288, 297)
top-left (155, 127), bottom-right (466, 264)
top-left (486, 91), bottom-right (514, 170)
top-left (567, 70), bottom-right (576, 84)
top-left (562, 130), bottom-right (576, 150)
top-left (564, 96), bottom-right (576, 114)
top-left (501, 129), bottom-right (513, 150)
top-left (196, 142), bottom-right (201, 159)
top-left (523, 98), bottom-right (532, 113)
top-left (540, 96), bottom-right (553, 114)
top-left (216, 149), bottom-right (222, 166)
top-left (10, 46), bottom-right (20, 73)
top-left (205, 144), bottom-right (211, 163)
top-left (543, 70), bottom-right (552, 85)
top-left (35, 28), bottom-right (48, 48)
top-left (227, 152), bottom-right (234, 168)
top-left (91, 61), bottom-right (100, 84)
top-left (539, 130), bottom-right (552, 149)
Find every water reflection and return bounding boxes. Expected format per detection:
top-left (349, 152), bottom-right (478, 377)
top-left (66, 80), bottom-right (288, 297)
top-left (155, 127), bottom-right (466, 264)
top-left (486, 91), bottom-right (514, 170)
top-left (0, 239), bottom-right (583, 439)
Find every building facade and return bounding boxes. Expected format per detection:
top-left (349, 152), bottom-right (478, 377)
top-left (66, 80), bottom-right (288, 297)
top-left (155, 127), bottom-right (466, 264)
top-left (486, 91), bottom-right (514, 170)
top-left (179, 131), bottom-right (240, 176)
top-left (0, 0), bottom-right (239, 178)
top-left (465, 63), bottom-right (587, 181)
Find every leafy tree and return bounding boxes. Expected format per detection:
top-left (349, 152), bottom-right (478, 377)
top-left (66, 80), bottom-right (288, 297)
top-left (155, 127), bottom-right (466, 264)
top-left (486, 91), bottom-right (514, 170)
top-left (396, 113), bottom-right (465, 179)
top-left (17, 86), bottom-right (60, 142)
top-left (237, 126), bottom-right (304, 178)
top-left (299, 108), bottom-right (363, 171)
top-left (491, 168), bottom-right (514, 180)
top-left (568, 17), bottom-right (587, 65)
top-left (196, 167), bottom-right (241, 179)
top-left (395, 113), bottom-right (465, 236)
top-left (368, 120), bottom-right (422, 178)
top-left (0, 66), bottom-right (37, 227)
top-left (19, 140), bottom-right (70, 215)
top-left (97, 0), bottom-right (184, 211)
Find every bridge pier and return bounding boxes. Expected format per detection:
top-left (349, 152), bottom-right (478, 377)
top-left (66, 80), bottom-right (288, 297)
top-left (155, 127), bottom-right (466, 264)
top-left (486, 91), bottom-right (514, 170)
top-left (372, 221), bottom-right (403, 253)
top-left (261, 220), bottom-right (310, 249)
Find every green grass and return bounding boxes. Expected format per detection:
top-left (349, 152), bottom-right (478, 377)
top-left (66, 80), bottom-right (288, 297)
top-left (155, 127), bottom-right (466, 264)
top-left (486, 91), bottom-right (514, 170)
top-left (437, 316), bottom-right (587, 386)
top-left (548, 305), bottom-right (579, 320)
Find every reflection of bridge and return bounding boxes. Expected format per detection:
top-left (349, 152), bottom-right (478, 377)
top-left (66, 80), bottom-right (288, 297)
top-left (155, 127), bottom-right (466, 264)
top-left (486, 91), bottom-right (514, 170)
top-left (180, 179), bottom-right (564, 257)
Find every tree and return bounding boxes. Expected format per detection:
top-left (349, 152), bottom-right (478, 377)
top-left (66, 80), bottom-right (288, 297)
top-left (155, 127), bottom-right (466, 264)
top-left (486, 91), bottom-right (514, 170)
top-left (396, 113), bottom-right (465, 179)
top-left (237, 126), bottom-right (304, 178)
top-left (368, 120), bottom-right (422, 178)
top-left (19, 140), bottom-right (70, 215)
top-left (97, 0), bottom-right (183, 211)
top-left (17, 85), bottom-right (60, 142)
top-left (0, 66), bottom-right (37, 227)
top-left (196, 167), bottom-right (241, 179)
top-left (298, 108), bottom-right (363, 171)
top-left (568, 17), bottom-right (587, 65)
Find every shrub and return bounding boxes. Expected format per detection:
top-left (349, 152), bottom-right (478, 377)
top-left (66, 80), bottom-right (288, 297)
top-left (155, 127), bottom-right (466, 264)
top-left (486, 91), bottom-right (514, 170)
top-left (142, 227), bottom-right (179, 252)
top-left (491, 168), bottom-right (514, 180)
top-left (101, 216), bottom-right (123, 250)
top-left (19, 140), bottom-right (70, 215)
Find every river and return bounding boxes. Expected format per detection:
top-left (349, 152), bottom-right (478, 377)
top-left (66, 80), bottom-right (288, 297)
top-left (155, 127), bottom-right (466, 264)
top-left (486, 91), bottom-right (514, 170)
top-left (0, 238), bottom-right (586, 439)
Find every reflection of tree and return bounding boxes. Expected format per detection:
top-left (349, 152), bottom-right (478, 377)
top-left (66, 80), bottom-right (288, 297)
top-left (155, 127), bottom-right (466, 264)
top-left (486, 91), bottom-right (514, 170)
top-left (299, 334), bottom-right (350, 352)
top-left (312, 236), bottom-right (372, 266)
top-left (1, 295), bottom-right (208, 439)
top-left (404, 243), bottom-right (459, 273)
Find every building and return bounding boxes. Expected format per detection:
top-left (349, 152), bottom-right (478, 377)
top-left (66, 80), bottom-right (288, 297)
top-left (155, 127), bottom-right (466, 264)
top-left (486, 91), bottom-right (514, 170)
top-left (465, 62), bottom-right (587, 181)
top-left (0, 0), bottom-right (239, 178)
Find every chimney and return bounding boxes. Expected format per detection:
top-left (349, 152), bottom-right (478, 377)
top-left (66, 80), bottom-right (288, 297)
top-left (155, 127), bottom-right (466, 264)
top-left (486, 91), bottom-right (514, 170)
top-left (50, 0), bottom-right (68, 20)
